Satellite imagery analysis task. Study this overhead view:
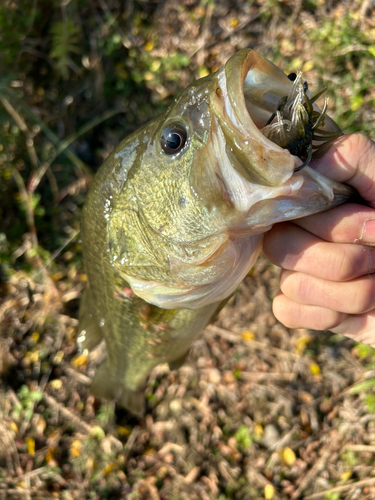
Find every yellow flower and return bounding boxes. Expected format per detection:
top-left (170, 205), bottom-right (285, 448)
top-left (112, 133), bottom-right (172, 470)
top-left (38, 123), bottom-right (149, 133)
top-left (242, 330), bottom-right (255, 341)
top-left (70, 440), bottom-right (82, 457)
top-left (309, 363), bottom-right (321, 375)
top-left (25, 437), bottom-right (35, 455)
top-left (264, 484), bottom-right (275, 499)
top-left (281, 447), bottom-right (296, 466)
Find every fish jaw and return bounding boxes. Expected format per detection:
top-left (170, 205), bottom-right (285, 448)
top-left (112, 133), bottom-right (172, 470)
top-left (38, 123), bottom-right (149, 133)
top-left (206, 48), bottom-right (353, 230)
top-left (241, 166), bottom-right (352, 232)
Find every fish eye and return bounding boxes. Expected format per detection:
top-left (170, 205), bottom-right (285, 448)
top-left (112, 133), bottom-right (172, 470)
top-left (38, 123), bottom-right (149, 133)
top-left (160, 125), bottom-right (187, 154)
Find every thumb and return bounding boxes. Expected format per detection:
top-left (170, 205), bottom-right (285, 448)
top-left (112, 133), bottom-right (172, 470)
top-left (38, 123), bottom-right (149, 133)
top-left (311, 133), bottom-right (375, 208)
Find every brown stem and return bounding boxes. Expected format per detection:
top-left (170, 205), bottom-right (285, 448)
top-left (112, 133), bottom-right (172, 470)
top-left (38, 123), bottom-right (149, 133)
top-left (0, 96), bottom-right (39, 171)
top-left (10, 168), bottom-right (38, 248)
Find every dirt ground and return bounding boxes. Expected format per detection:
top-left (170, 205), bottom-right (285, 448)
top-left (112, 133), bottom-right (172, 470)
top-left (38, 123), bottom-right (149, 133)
top-left (1, 0), bottom-right (375, 499)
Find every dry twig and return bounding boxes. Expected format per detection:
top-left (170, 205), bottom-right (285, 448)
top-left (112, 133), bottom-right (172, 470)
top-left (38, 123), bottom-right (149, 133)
top-left (304, 477), bottom-right (375, 499)
top-left (291, 450), bottom-right (331, 499)
top-left (42, 392), bottom-right (122, 451)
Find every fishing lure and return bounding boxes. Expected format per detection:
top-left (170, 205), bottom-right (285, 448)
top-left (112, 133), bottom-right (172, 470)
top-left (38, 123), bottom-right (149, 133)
top-left (262, 71), bottom-right (342, 171)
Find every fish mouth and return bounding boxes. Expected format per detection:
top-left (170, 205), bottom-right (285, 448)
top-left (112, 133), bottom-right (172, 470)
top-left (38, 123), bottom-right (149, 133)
top-left (210, 49), bottom-right (352, 230)
top-left (225, 49), bottom-right (293, 134)
top-left (231, 50), bottom-right (343, 163)
top-left (213, 48), bottom-right (298, 188)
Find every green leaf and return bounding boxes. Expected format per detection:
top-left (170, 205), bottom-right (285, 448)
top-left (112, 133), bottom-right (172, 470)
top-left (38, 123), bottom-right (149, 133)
top-left (50, 20), bottom-right (81, 79)
top-left (349, 378), bottom-right (375, 394)
top-left (364, 394), bottom-right (375, 413)
top-left (234, 425), bottom-right (252, 449)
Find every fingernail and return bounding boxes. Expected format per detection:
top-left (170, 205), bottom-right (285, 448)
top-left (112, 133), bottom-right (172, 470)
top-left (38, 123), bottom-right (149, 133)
top-left (361, 220), bottom-right (375, 245)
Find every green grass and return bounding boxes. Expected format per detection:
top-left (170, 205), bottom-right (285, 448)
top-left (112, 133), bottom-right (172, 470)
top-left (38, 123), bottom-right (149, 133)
top-left (1, 1), bottom-right (375, 498)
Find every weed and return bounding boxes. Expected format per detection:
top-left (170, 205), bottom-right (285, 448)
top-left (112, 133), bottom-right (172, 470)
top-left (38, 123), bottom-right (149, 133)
top-left (1, 1), bottom-right (375, 499)
top-left (307, 13), bottom-right (375, 135)
top-left (325, 493), bottom-right (340, 500)
top-left (234, 424), bottom-right (252, 450)
top-left (50, 20), bottom-right (81, 79)
top-left (342, 449), bottom-right (356, 467)
top-left (364, 394), bottom-right (375, 413)
top-left (96, 403), bottom-right (115, 426)
top-left (12, 384), bottom-right (43, 421)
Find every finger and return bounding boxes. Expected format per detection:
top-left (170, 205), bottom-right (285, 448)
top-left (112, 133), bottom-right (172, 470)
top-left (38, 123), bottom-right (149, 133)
top-left (330, 311), bottom-right (375, 348)
top-left (292, 203), bottom-right (375, 245)
top-left (310, 133), bottom-right (375, 207)
top-left (263, 222), bottom-right (375, 281)
top-left (272, 291), bottom-right (347, 330)
top-left (279, 269), bottom-right (375, 315)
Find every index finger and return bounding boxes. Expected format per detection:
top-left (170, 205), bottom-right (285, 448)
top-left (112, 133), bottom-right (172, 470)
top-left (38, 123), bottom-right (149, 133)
top-left (293, 203), bottom-right (375, 245)
top-left (310, 133), bottom-right (375, 207)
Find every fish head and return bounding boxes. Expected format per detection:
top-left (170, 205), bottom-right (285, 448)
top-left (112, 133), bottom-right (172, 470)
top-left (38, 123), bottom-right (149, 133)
top-left (106, 49), bottom-right (351, 309)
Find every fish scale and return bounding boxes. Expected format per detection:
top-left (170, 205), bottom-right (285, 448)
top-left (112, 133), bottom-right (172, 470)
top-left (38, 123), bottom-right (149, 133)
top-left (79, 49), bottom-right (352, 415)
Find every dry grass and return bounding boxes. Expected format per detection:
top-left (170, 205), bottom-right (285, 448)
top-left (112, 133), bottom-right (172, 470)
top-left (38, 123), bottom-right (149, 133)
top-left (1, 0), bottom-right (375, 498)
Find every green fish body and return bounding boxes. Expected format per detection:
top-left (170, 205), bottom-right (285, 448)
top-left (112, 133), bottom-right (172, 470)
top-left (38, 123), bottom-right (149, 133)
top-left (79, 49), bottom-right (351, 415)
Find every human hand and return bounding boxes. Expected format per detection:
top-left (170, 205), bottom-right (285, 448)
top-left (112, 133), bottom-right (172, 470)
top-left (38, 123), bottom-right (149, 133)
top-left (263, 133), bottom-right (375, 347)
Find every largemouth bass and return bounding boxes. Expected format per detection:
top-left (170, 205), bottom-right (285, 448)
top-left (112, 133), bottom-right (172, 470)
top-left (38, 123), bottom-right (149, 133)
top-left (78, 49), bottom-right (351, 416)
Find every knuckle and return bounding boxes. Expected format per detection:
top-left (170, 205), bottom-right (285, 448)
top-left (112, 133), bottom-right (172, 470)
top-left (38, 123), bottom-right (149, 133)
top-left (352, 276), bottom-right (375, 313)
top-left (329, 246), bottom-right (352, 281)
top-left (295, 273), bottom-right (312, 303)
top-left (335, 246), bottom-right (367, 281)
top-left (329, 245), bottom-right (371, 282)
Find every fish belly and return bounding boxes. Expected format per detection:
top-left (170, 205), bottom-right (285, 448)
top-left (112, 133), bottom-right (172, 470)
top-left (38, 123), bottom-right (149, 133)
top-left (78, 282), bottom-right (223, 416)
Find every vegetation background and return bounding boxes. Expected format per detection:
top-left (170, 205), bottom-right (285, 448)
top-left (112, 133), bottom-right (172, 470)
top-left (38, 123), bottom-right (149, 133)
top-left (1, 0), bottom-right (375, 499)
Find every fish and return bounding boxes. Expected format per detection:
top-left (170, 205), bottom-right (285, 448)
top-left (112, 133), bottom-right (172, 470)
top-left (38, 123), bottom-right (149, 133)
top-left (78, 49), bottom-right (352, 416)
